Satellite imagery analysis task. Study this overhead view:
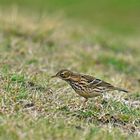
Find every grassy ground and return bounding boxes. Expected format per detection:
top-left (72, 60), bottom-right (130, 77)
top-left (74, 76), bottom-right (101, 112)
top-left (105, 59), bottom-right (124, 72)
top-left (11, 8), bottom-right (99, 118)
top-left (0, 8), bottom-right (140, 140)
top-left (0, 0), bottom-right (140, 35)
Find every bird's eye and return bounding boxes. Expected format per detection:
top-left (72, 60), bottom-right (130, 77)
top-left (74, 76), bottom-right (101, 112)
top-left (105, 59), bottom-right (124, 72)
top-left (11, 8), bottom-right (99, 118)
top-left (60, 73), bottom-right (64, 76)
top-left (60, 73), bottom-right (66, 78)
top-left (60, 72), bottom-right (69, 78)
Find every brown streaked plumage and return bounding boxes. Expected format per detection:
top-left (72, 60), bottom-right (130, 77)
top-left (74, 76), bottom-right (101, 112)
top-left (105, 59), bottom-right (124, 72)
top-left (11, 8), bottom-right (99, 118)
top-left (52, 69), bottom-right (128, 102)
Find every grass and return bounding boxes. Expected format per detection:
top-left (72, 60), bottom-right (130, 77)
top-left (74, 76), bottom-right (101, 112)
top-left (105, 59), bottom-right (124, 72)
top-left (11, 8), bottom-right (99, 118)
top-left (0, 7), bottom-right (140, 140)
top-left (0, 0), bottom-right (140, 35)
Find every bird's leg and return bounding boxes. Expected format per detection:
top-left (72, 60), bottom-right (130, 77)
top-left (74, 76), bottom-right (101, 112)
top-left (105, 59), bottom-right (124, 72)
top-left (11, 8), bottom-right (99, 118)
top-left (95, 98), bottom-right (100, 108)
top-left (94, 96), bottom-right (103, 109)
top-left (79, 98), bottom-right (88, 109)
top-left (84, 98), bottom-right (88, 103)
top-left (83, 98), bottom-right (88, 107)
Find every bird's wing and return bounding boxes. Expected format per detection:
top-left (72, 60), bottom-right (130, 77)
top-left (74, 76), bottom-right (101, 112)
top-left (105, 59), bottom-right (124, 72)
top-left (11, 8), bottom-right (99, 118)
top-left (81, 75), bottom-right (115, 92)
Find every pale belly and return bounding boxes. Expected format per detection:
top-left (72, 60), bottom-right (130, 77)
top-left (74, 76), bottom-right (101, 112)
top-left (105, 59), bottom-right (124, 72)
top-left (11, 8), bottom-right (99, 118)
top-left (75, 90), bottom-right (102, 98)
top-left (69, 82), bottom-right (102, 98)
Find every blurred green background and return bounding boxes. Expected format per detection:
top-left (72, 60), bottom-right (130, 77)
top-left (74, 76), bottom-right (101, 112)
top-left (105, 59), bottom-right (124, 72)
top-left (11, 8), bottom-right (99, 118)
top-left (0, 0), bottom-right (140, 35)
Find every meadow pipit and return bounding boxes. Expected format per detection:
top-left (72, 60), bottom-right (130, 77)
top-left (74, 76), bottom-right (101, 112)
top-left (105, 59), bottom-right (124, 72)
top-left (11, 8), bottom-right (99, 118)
top-left (52, 69), bottom-right (128, 103)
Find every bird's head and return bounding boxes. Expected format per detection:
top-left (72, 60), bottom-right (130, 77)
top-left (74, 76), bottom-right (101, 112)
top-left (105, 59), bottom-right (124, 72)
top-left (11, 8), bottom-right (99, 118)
top-left (51, 69), bottom-right (72, 80)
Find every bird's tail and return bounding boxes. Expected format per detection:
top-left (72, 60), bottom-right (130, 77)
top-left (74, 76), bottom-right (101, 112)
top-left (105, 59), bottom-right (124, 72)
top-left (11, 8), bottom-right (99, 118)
top-left (114, 87), bottom-right (128, 93)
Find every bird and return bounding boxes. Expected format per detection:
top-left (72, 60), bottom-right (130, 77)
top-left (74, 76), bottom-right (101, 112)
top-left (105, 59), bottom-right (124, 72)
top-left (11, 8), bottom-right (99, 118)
top-left (51, 69), bottom-right (128, 103)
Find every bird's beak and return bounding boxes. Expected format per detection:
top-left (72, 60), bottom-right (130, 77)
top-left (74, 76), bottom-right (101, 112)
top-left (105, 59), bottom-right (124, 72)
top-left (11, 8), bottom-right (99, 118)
top-left (51, 75), bottom-right (57, 78)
